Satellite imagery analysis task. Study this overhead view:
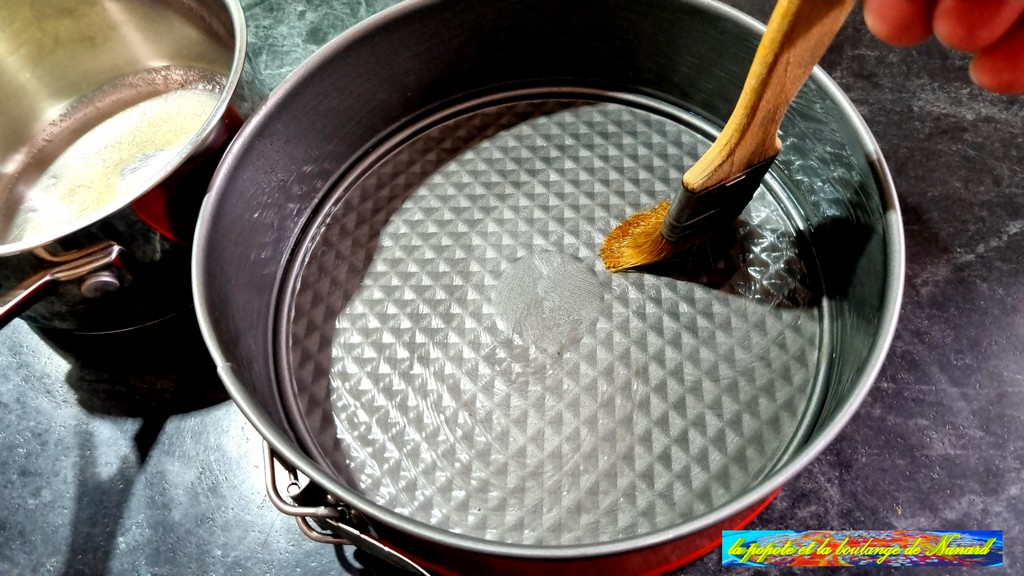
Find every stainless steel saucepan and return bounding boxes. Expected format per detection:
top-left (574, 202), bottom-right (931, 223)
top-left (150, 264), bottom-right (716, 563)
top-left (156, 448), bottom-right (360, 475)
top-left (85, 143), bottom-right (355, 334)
top-left (195, 0), bottom-right (904, 573)
top-left (0, 0), bottom-right (266, 332)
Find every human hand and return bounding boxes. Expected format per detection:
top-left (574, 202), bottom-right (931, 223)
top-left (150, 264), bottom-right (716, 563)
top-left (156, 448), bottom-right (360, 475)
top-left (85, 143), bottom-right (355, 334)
top-left (862, 0), bottom-right (1024, 94)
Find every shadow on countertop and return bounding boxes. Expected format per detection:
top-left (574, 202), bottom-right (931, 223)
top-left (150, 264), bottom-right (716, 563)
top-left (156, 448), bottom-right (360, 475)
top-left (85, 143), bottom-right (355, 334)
top-left (30, 308), bottom-right (230, 576)
top-left (33, 306), bottom-right (229, 418)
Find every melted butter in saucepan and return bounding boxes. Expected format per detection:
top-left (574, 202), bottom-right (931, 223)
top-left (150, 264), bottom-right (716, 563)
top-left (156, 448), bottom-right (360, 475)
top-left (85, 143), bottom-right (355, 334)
top-left (0, 87), bottom-right (221, 246)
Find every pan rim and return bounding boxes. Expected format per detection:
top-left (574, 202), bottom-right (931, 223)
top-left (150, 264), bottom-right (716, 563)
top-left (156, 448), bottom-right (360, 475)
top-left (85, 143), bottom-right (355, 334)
top-left (193, 0), bottom-right (905, 561)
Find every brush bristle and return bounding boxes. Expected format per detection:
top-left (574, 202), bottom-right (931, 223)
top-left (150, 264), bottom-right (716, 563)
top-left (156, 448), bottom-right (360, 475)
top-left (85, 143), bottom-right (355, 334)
top-left (599, 201), bottom-right (681, 272)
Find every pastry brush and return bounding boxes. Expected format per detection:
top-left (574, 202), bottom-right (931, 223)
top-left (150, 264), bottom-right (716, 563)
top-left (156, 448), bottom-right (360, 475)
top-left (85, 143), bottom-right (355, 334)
top-left (599, 0), bottom-right (856, 272)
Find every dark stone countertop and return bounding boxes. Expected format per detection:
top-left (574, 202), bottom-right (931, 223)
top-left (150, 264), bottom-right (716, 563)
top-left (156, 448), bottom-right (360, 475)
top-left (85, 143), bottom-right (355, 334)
top-left (1, 1), bottom-right (1021, 575)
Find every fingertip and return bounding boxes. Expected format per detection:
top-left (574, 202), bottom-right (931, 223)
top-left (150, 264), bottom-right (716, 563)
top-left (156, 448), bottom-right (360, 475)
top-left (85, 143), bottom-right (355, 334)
top-left (934, 20), bottom-right (983, 52)
top-left (863, 0), bottom-right (936, 46)
top-left (969, 22), bottom-right (1024, 94)
top-left (932, 0), bottom-right (1024, 53)
top-left (970, 57), bottom-right (1024, 95)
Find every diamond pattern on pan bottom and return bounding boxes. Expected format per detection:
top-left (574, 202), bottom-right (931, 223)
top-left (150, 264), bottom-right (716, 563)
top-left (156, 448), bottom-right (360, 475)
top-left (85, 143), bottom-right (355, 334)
top-left (285, 98), bottom-right (822, 546)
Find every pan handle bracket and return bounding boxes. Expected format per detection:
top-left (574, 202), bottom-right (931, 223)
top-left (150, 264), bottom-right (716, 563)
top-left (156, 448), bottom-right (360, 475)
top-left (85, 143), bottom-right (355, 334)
top-left (0, 241), bottom-right (127, 329)
top-left (262, 442), bottom-right (430, 576)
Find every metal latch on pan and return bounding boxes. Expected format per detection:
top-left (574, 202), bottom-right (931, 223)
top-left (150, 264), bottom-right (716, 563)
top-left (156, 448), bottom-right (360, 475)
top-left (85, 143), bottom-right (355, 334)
top-left (263, 442), bottom-right (430, 576)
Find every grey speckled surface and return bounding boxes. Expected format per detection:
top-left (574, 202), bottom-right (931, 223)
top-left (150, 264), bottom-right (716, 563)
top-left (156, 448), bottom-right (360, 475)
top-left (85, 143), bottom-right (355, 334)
top-left (0, 0), bottom-right (1022, 575)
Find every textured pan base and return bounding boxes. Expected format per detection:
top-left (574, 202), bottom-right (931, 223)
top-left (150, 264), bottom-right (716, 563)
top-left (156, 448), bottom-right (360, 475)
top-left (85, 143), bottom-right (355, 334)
top-left (281, 93), bottom-right (827, 547)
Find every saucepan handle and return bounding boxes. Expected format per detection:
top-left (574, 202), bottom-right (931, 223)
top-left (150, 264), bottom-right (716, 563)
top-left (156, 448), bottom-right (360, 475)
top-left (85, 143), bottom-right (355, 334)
top-left (0, 241), bottom-right (126, 330)
top-left (262, 442), bottom-right (430, 576)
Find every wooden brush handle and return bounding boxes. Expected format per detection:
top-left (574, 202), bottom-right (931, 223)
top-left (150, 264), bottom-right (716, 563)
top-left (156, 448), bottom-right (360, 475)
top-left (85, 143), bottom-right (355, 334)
top-left (683, 0), bottom-right (855, 193)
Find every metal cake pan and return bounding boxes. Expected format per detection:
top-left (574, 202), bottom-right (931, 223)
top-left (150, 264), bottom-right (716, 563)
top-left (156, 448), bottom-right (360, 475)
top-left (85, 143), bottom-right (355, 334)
top-left (193, 0), bottom-right (904, 573)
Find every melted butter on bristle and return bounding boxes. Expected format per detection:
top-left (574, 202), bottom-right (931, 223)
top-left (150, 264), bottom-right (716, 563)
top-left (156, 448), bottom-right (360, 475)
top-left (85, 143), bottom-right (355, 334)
top-left (599, 200), bottom-right (679, 272)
